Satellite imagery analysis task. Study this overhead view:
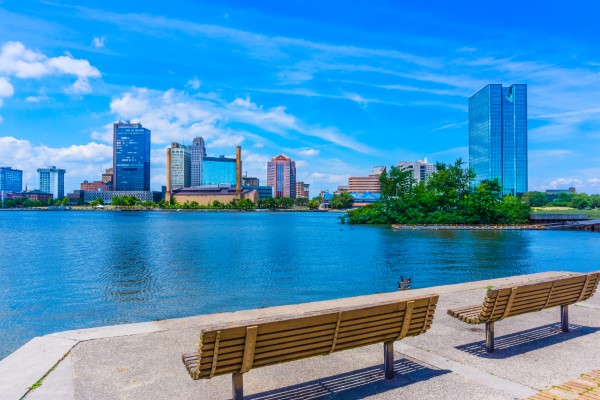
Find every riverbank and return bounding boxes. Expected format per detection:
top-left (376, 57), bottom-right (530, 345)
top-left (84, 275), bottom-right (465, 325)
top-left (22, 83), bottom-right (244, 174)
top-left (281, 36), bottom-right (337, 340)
top-left (392, 224), bottom-right (547, 230)
top-left (3, 271), bottom-right (600, 400)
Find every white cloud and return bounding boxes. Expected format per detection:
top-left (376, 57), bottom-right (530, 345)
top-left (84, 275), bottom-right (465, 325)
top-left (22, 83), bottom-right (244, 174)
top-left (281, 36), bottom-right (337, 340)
top-left (0, 41), bottom-right (101, 79)
top-left (65, 77), bottom-right (92, 94)
top-left (0, 136), bottom-right (112, 190)
top-left (92, 36), bottom-right (105, 48)
top-left (0, 77), bottom-right (14, 97)
top-left (208, 134), bottom-right (244, 148)
top-left (187, 77), bottom-right (201, 90)
top-left (25, 94), bottom-right (49, 103)
top-left (106, 87), bottom-right (378, 155)
top-left (298, 149), bottom-right (320, 156)
top-left (0, 41), bottom-right (101, 99)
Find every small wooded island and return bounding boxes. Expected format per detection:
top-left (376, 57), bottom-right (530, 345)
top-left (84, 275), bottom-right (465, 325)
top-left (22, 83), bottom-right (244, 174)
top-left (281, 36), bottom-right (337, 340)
top-left (347, 159), bottom-right (531, 225)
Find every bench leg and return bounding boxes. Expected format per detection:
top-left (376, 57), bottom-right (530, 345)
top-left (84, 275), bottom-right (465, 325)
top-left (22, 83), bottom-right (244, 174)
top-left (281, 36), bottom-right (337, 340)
top-left (232, 373), bottom-right (243, 400)
top-left (561, 305), bottom-right (569, 333)
top-left (384, 341), bottom-right (394, 379)
top-left (485, 322), bottom-right (494, 353)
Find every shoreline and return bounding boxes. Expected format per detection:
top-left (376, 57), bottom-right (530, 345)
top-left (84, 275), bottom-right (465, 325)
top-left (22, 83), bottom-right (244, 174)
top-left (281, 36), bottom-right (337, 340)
top-left (392, 223), bottom-right (547, 230)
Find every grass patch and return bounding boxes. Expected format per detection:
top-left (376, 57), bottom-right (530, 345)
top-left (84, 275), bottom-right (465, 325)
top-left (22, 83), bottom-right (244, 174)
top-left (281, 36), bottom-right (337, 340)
top-left (531, 208), bottom-right (600, 218)
top-left (29, 377), bottom-right (43, 390)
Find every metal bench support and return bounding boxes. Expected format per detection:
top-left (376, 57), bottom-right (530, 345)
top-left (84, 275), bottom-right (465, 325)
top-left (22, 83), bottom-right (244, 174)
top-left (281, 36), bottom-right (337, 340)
top-left (561, 305), bottom-right (569, 333)
top-left (485, 322), bottom-right (494, 353)
top-left (384, 341), bottom-right (394, 379)
top-left (232, 373), bottom-right (243, 400)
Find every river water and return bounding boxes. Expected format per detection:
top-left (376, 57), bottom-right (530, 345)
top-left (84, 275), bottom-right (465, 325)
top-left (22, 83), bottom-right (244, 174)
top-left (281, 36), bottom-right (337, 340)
top-left (0, 210), bottom-right (598, 359)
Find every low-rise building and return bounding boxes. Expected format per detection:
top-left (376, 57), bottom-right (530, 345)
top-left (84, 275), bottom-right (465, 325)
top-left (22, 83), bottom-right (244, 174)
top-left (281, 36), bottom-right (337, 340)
top-left (171, 185), bottom-right (259, 206)
top-left (348, 166), bottom-right (386, 193)
top-left (295, 182), bottom-right (310, 198)
top-left (83, 190), bottom-right (160, 204)
top-left (242, 176), bottom-right (260, 187)
top-left (80, 180), bottom-right (109, 192)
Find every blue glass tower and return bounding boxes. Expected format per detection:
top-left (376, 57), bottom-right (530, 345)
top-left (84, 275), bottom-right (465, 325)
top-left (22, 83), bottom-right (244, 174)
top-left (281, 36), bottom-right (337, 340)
top-left (469, 84), bottom-right (528, 196)
top-left (202, 156), bottom-right (236, 185)
top-left (0, 167), bottom-right (23, 192)
top-left (113, 121), bottom-right (151, 191)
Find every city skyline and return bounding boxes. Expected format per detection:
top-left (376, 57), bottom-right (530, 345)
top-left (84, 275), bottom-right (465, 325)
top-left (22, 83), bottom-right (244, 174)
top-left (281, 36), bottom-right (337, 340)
top-left (1, 1), bottom-right (600, 195)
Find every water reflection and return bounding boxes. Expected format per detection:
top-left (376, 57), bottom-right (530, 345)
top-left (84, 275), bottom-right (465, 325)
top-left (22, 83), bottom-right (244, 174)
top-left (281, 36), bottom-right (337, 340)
top-left (1, 211), bottom-right (599, 360)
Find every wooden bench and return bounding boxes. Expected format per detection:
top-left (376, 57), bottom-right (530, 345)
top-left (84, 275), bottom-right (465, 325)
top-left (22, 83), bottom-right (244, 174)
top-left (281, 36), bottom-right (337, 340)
top-left (182, 294), bottom-right (439, 399)
top-left (448, 272), bottom-right (599, 353)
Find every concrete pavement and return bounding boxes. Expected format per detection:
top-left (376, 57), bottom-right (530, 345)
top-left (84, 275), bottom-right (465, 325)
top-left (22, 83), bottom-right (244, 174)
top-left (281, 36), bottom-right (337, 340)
top-left (2, 271), bottom-right (599, 400)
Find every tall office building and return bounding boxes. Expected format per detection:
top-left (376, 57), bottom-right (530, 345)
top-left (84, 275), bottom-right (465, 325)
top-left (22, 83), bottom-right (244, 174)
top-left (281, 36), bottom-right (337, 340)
top-left (202, 156), bottom-right (237, 185)
top-left (37, 166), bottom-right (66, 199)
top-left (168, 142), bottom-right (191, 189)
top-left (469, 84), bottom-right (528, 196)
top-left (0, 167), bottom-right (23, 192)
top-left (267, 154), bottom-right (296, 198)
top-left (398, 158), bottom-right (435, 183)
top-left (190, 136), bottom-right (206, 187)
top-left (113, 121), bottom-right (151, 191)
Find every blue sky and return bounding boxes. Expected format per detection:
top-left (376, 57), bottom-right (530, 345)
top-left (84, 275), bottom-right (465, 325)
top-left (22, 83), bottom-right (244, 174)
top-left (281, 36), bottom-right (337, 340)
top-left (1, 1), bottom-right (600, 195)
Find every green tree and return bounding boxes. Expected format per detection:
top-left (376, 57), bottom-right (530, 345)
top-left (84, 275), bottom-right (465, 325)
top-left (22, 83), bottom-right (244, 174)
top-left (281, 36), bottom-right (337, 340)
top-left (141, 200), bottom-right (156, 209)
top-left (307, 199), bottom-right (320, 210)
top-left (553, 192), bottom-right (575, 206)
top-left (295, 197), bottom-right (309, 206)
top-left (329, 192), bottom-right (354, 209)
top-left (571, 193), bottom-right (592, 210)
top-left (47, 198), bottom-right (54, 206)
top-left (591, 194), bottom-right (600, 209)
top-left (379, 166), bottom-right (415, 200)
top-left (522, 191), bottom-right (549, 207)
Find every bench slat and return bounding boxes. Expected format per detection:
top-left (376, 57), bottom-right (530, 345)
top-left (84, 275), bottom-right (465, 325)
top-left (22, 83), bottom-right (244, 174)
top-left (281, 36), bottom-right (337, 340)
top-left (186, 294), bottom-right (439, 379)
top-left (448, 272), bottom-right (599, 325)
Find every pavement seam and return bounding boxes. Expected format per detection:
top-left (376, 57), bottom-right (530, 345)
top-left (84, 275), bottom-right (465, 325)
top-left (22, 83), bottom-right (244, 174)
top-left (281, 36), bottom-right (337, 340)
top-left (395, 342), bottom-right (538, 399)
top-left (575, 302), bottom-right (600, 310)
top-left (20, 343), bottom-right (78, 400)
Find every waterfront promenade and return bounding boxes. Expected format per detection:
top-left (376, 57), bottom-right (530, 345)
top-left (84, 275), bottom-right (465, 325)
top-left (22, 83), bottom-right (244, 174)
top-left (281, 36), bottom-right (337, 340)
top-left (2, 271), bottom-right (600, 399)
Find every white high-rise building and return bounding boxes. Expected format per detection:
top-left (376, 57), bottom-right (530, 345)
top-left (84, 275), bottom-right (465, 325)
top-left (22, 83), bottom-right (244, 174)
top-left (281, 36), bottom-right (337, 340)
top-left (398, 159), bottom-right (435, 183)
top-left (37, 166), bottom-right (66, 199)
top-left (169, 143), bottom-right (191, 189)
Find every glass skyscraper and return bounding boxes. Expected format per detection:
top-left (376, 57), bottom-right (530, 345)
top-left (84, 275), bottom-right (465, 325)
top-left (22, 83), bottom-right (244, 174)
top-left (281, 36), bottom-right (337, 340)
top-left (202, 156), bottom-right (237, 185)
top-left (0, 167), bottom-right (23, 192)
top-left (113, 121), bottom-right (151, 191)
top-left (469, 84), bottom-right (528, 196)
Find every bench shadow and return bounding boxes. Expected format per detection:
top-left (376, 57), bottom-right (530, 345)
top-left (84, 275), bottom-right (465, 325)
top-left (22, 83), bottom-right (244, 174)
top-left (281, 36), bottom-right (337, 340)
top-left (456, 323), bottom-right (600, 359)
top-left (246, 358), bottom-right (450, 400)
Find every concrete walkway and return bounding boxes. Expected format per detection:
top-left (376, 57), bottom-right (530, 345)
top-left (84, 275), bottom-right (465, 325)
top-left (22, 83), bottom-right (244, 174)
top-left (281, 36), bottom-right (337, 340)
top-left (2, 271), bottom-right (599, 400)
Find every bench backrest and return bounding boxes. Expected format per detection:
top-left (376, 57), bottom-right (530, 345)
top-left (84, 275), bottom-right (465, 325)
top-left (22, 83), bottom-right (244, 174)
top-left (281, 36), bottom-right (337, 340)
top-left (477, 272), bottom-right (599, 323)
top-left (187, 295), bottom-right (438, 379)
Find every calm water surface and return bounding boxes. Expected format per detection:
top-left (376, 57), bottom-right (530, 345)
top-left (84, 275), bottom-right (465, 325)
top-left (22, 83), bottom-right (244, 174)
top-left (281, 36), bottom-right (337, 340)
top-left (0, 210), bottom-right (599, 359)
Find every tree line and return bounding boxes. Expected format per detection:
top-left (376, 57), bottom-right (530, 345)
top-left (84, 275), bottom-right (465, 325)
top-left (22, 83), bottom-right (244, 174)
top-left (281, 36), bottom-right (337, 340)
top-left (522, 191), bottom-right (600, 209)
top-left (2, 196), bottom-right (70, 208)
top-left (347, 159), bottom-right (531, 225)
